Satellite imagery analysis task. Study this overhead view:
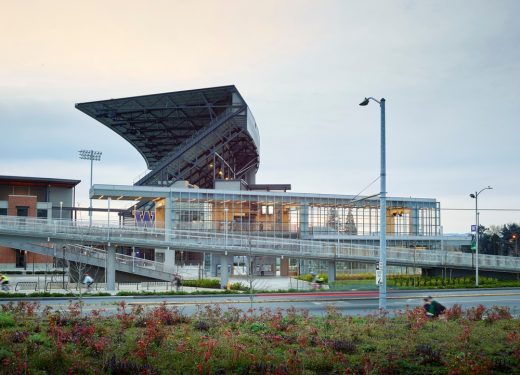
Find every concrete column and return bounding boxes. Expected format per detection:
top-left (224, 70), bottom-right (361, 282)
top-left (328, 260), bottom-right (336, 283)
top-left (211, 254), bottom-right (220, 277)
top-left (164, 248), bottom-right (175, 268)
top-left (300, 203), bottom-right (309, 239)
top-left (220, 255), bottom-right (229, 288)
top-left (106, 245), bottom-right (116, 292)
top-left (165, 195), bottom-right (172, 241)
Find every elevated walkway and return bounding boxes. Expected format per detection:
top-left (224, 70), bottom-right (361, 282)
top-left (0, 241), bottom-right (188, 282)
top-left (1, 216), bottom-right (519, 276)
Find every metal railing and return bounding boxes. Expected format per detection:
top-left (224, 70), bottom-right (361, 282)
top-left (1, 216), bottom-right (520, 272)
top-left (63, 244), bottom-right (181, 280)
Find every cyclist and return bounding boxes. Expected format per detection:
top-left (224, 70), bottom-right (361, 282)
top-left (83, 273), bottom-right (94, 291)
top-left (0, 274), bottom-right (10, 292)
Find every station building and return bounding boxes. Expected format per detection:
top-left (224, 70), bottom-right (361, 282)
top-left (76, 85), bottom-right (457, 276)
top-left (0, 86), bottom-right (466, 275)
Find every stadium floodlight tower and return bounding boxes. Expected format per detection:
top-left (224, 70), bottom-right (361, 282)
top-left (79, 149), bottom-right (102, 226)
top-left (359, 96), bottom-right (387, 310)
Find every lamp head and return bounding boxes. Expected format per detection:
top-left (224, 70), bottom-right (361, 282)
top-left (469, 194), bottom-right (476, 198)
top-left (359, 98), bottom-right (370, 106)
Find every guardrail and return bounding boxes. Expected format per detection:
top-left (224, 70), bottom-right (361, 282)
top-left (1, 216), bottom-right (520, 272)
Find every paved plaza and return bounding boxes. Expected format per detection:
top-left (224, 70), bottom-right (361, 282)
top-left (0, 275), bottom-right (319, 296)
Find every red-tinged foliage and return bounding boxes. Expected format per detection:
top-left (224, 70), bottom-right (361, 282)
top-left (405, 306), bottom-right (430, 331)
top-left (1, 301), bottom-right (519, 374)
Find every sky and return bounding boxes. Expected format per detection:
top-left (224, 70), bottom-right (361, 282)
top-left (1, 0), bottom-right (519, 233)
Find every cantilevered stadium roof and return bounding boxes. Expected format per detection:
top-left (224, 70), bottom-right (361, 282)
top-left (76, 85), bottom-right (260, 188)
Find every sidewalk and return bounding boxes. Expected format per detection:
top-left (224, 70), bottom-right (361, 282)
top-left (1, 275), bottom-right (319, 295)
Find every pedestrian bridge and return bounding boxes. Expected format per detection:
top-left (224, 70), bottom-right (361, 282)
top-left (1, 216), bottom-right (519, 276)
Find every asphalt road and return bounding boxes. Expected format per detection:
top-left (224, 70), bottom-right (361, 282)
top-left (2, 288), bottom-right (519, 317)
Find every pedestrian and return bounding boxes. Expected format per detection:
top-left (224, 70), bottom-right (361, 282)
top-left (423, 296), bottom-right (446, 318)
top-left (310, 272), bottom-right (321, 290)
top-left (83, 273), bottom-right (94, 291)
top-left (173, 274), bottom-right (182, 292)
top-left (0, 274), bottom-right (10, 292)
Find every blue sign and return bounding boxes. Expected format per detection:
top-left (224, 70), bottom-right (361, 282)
top-left (471, 225), bottom-right (477, 232)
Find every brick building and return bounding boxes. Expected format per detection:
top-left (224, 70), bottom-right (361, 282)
top-left (0, 175), bottom-right (80, 270)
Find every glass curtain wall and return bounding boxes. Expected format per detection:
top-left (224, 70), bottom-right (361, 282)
top-left (168, 190), bottom-right (440, 248)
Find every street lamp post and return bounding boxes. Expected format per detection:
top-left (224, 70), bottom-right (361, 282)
top-left (359, 96), bottom-right (387, 310)
top-left (59, 201), bottom-right (63, 222)
top-left (469, 186), bottom-right (492, 286)
top-left (79, 149), bottom-right (102, 227)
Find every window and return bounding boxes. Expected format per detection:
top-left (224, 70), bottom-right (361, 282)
top-left (37, 209), bottom-right (47, 218)
top-left (0, 208), bottom-right (7, 216)
top-left (17, 207), bottom-right (29, 217)
top-left (261, 205), bottom-right (274, 215)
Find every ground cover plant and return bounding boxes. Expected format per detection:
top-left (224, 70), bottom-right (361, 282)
top-left (0, 301), bottom-right (519, 374)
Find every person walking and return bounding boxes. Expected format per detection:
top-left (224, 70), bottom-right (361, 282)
top-left (172, 274), bottom-right (182, 292)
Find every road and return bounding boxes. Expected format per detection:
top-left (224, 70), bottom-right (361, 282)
top-left (1, 288), bottom-right (519, 317)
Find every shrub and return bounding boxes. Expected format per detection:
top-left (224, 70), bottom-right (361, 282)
top-left (336, 273), bottom-right (376, 280)
top-left (444, 304), bottom-right (463, 320)
top-left (229, 282), bottom-right (244, 290)
top-left (327, 339), bottom-right (357, 354)
top-left (182, 279), bottom-right (221, 289)
top-left (104, 355), bottom-right (158, 374)
top-left (415, 344), bottom-right (441, 364)
top-left (296, 273), bottom-right (328, 283)
top-left (28, 332), bottom-right (51, 347)
top-left (194, 320), bottom-right (211, 331)
top-left (0, 312), bottom-right (15, 328)
top-left (466, 304), bottom-right (487, 321)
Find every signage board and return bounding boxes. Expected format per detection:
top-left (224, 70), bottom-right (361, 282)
top-left (376, 270), bottom-right (383, 285)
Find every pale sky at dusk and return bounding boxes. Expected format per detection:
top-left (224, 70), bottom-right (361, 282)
top-left (1, 0), bottom-right (519, 233)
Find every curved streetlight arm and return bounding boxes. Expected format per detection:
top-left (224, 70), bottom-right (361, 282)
top-left (359, 97), bottom-right (381, 106)
top-left (476, 186), bottom-right (493, 197)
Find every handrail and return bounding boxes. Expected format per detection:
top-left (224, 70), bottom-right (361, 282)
top-left (1, 216), bottom-right (519, 272)
top-left (65, 244), bottom-right (179, 277)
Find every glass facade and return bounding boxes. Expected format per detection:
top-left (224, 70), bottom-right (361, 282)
top-left (160, 188), bottom-right (441, 250)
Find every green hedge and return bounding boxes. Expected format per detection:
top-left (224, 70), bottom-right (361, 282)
top-left (387, 275), bottom-right (520, 289)
top-left (182, 279), bottom-right (221, 289)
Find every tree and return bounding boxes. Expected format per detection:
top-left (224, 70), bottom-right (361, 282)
top-left (501, 223), bottom-right (520, 256)
top-left (64, 242), bottom-right (101, 315)
top-left (480, 223), bottom-right (520, 256)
